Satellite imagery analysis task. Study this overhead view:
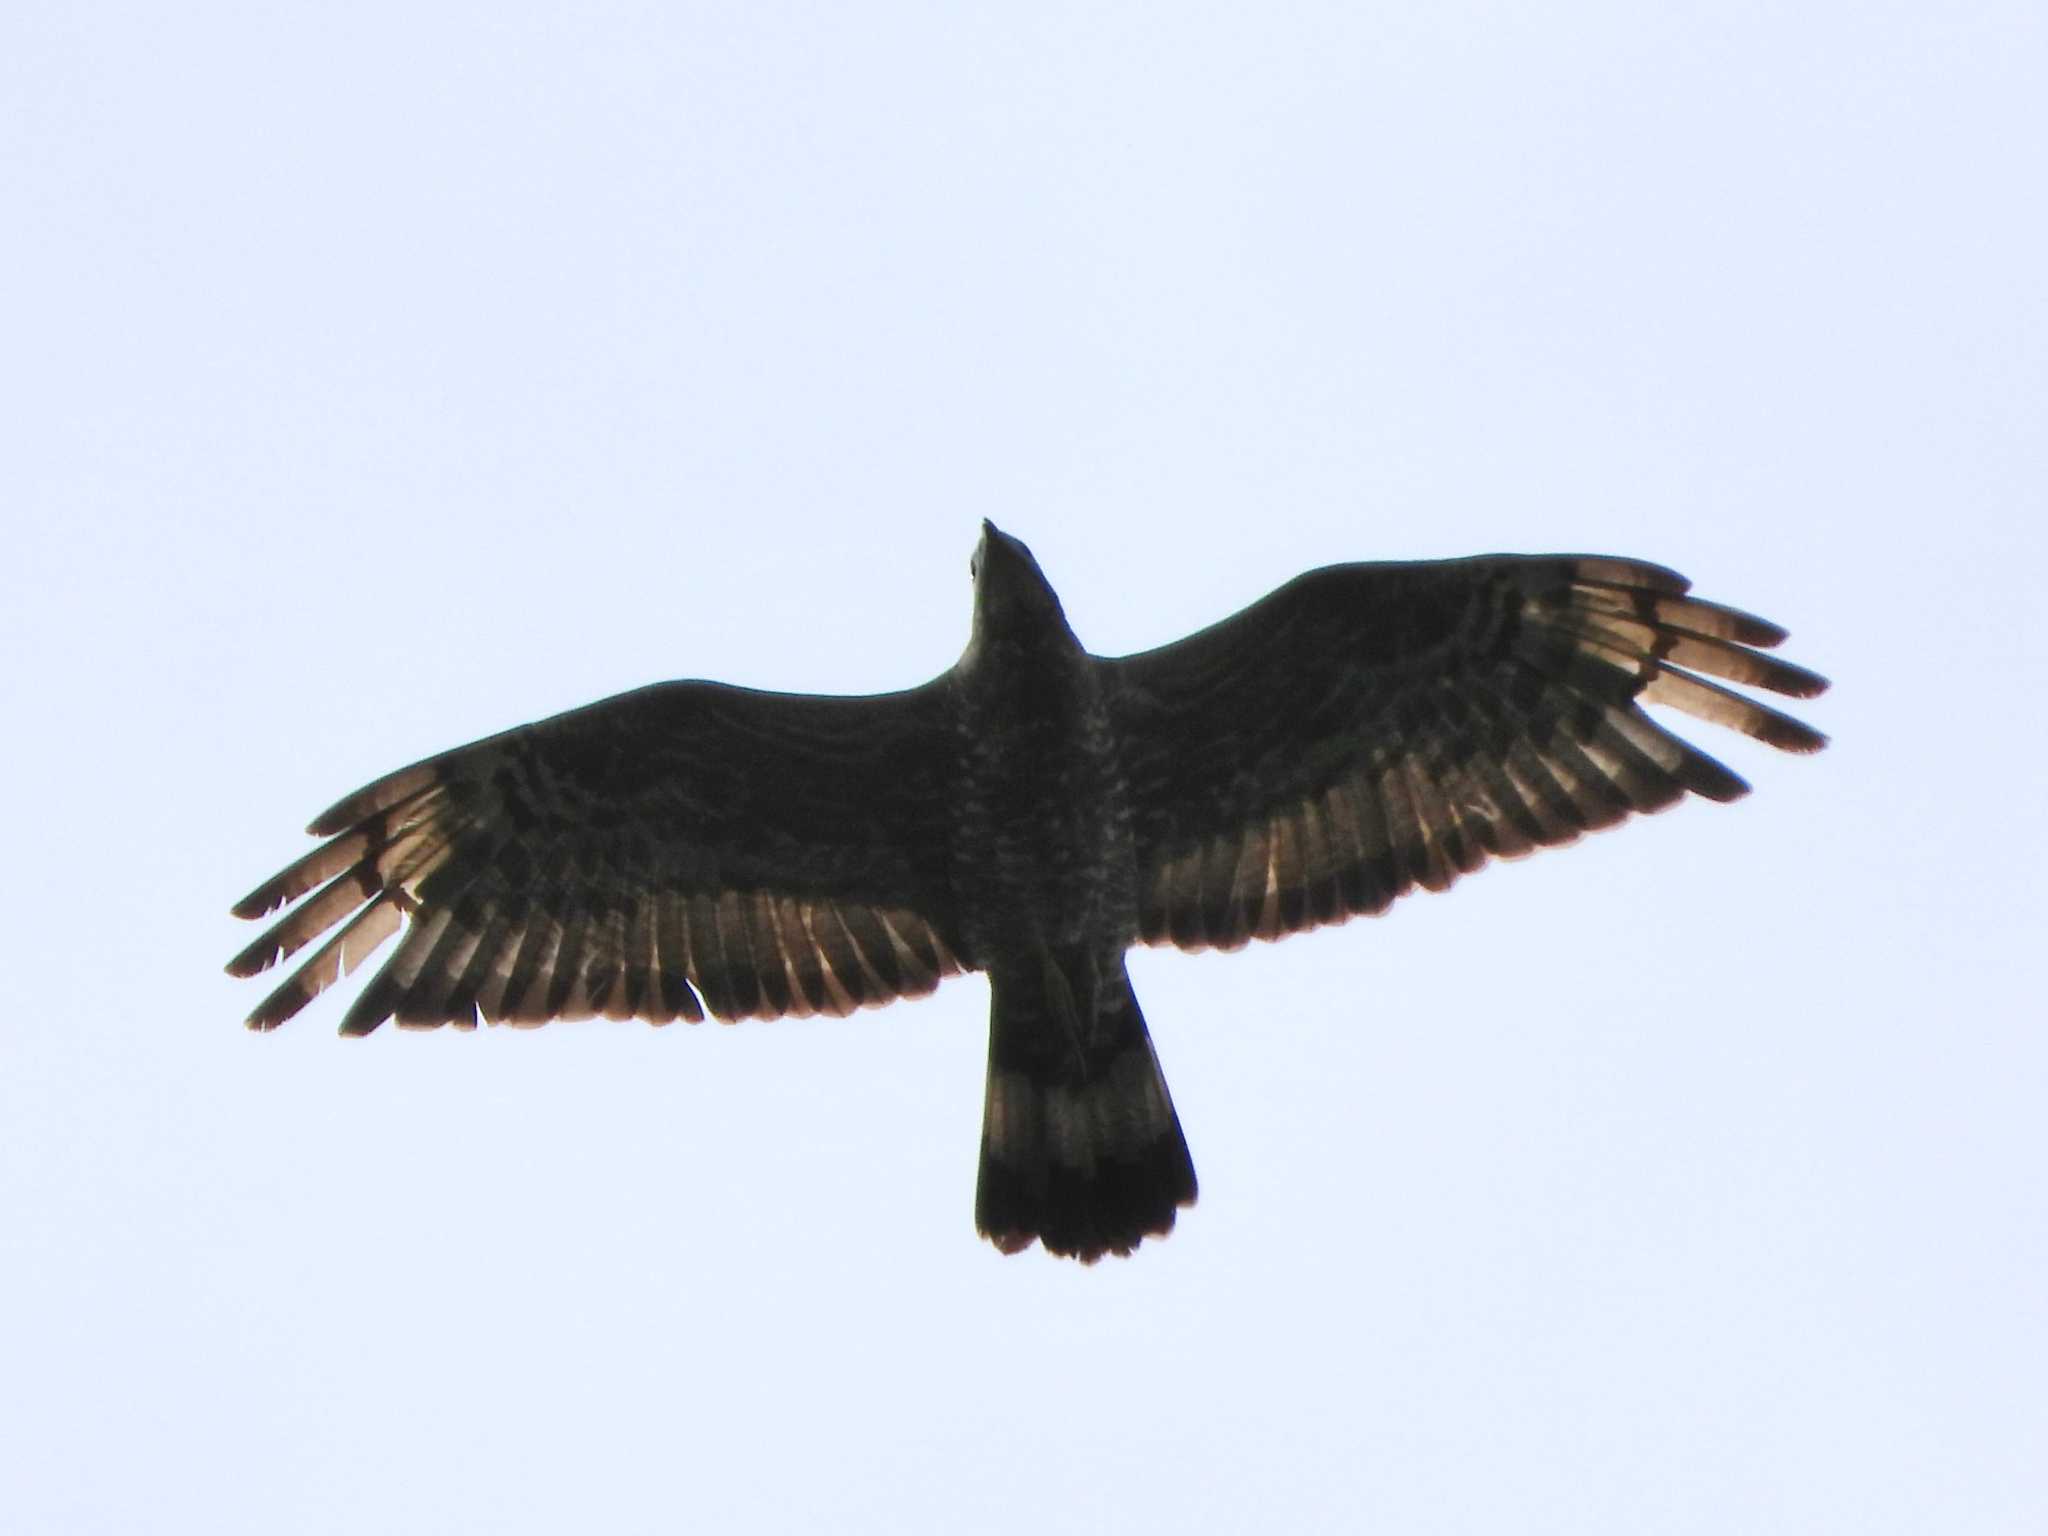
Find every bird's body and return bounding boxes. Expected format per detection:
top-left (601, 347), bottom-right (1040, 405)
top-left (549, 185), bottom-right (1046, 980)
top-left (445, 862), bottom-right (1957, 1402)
top-left (952, 547), bottom-right (1138, 960)
top-left (230, 523), bottom-right (1827, 1260)
top-left (949, 536), bottom-right (1190, 1255)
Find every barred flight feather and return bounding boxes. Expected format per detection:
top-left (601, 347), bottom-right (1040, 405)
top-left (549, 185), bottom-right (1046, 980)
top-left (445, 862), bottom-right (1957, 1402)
top-left (1128, 554), bottom-right (1826, 953)
top-left (232, 681), bottom-right (964, 1035)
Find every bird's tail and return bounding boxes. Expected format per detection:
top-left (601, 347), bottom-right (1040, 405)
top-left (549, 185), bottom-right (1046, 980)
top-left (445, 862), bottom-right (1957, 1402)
top-left (975, 949), bottom-right (1197, 1261)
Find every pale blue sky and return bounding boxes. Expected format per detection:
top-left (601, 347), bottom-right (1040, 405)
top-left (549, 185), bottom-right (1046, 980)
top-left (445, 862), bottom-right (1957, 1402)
top-left (4, 4), bottom-right (2043, 1533)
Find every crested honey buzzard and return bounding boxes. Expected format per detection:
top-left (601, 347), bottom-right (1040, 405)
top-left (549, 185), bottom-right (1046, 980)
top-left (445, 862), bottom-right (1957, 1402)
top-left (229, 523), bottom-right (1827, 1261)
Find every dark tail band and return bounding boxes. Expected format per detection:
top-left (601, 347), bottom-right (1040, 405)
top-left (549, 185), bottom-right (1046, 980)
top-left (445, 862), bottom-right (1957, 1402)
top-left (975, 950), bottom-right (1197, 1261)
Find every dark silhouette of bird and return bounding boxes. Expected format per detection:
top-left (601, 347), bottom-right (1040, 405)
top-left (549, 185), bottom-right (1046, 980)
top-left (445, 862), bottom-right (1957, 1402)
top-left (229, 523), bottom-right (1827, 1261)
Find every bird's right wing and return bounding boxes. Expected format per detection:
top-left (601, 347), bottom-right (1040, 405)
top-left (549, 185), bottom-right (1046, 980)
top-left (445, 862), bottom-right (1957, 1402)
top-left (228, 679), bottom-right (967, 1033)
top-left (1106, 554), bottom-right (1828, 952)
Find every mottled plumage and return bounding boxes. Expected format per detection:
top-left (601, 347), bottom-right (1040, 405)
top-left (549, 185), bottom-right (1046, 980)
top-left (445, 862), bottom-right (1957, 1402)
top-left (229, 524), bottom-right (1827, 1260)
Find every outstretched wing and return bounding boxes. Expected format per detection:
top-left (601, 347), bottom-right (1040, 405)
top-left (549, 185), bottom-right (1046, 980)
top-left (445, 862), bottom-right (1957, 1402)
top-left (1109, 555), bottom-right (1827, 952)
top-left (228, 680), bottom-right (966, 1033)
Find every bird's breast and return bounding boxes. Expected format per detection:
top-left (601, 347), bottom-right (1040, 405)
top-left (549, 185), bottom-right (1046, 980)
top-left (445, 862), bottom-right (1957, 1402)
top-left (948, 650), bottom-right (1138, 961)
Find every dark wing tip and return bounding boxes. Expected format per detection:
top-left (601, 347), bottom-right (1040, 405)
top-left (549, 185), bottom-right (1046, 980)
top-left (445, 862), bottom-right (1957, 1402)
top-left (244, 986), bottom-right (308, 1032)
top-left (1673, 751), bottom-right (1753, 803)
top-left (224, 935), bottom-right (279, 978)
top-left (1720, 607), bottom-right (1790, 649)
top-left (1760, 716), bottom-right (1830, 754)
top-left (307, 764), bottom-right (437, 837)
top-left (1779, 663), bottom-right (1830, 700)
top-left (231, 878), bottom-right (292, 922)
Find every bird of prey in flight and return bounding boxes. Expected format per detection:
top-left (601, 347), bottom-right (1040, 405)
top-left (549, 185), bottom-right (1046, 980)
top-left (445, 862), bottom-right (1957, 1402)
top-left (229, 523), bottom-right (1827, 1261)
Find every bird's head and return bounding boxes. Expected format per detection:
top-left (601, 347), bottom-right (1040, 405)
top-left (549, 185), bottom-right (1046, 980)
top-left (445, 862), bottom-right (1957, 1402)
top-left (967, 521), bottom-right (1076, 657)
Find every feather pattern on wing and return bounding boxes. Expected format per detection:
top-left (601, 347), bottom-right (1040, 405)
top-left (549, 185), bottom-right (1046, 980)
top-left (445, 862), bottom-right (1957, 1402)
top-left (228, 680), bottom-right (967, 1033)
top-left (1111, 554), bottom-right (1827, 952)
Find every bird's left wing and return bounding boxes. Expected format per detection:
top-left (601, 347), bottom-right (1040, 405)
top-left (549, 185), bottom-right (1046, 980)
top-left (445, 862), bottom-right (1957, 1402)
top-left (228, 679), bottom-right (966, 1032)
top-left (1106, 555), bottom-right (1827, 952)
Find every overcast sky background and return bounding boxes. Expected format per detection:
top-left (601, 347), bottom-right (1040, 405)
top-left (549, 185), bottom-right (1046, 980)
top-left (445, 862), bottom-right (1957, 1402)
top-left (5, 4), bottom-right (2043, 1533)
